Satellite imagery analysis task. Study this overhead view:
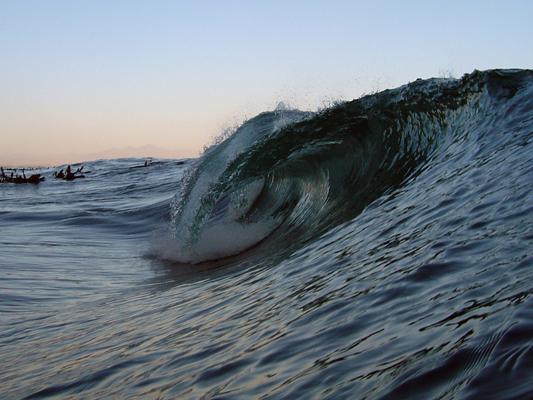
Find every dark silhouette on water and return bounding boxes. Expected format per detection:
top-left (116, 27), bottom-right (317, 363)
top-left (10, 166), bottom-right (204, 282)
top-left (65, 165), bottom-right (75, 180)
top-left (1, 166), bottom-right (44, 184)
top-left (130, 159), bottom-right (154, 169)
top-left (54, 165), bottom-right (85, 181)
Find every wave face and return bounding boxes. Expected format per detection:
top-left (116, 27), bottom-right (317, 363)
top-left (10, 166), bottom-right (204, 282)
top-left (2, 69), bottom-right (532, 399)
top-left (170, 69), bottom-right (532, 264)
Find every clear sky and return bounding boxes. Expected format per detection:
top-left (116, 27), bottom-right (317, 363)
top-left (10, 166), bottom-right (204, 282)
top-left (1, 0), bottom-right (532, 166)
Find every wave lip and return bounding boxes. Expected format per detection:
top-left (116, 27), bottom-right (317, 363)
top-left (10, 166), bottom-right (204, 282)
top-left (168, 69), bottom-right (533, 264)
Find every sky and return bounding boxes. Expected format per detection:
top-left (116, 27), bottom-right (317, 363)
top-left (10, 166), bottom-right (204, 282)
top-left (1, 0), bottom-right (532, 166)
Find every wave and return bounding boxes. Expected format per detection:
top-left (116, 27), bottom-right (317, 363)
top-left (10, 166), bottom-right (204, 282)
top-left (165, 69), bottom-right (532, 264)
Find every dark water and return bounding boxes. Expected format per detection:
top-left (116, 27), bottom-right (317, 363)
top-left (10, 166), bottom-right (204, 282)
top-left (1, 70), bottom-right (532, 399)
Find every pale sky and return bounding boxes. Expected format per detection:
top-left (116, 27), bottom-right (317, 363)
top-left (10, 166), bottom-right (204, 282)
top-left (1, 0), bottom-right (532, 166)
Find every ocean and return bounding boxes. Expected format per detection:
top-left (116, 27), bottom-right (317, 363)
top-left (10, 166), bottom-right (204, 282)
top-left (1, 69), bottom-right (532, 399)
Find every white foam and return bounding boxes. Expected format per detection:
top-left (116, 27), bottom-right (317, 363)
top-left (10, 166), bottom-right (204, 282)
top-left (153, 218), bottom-right (279, 264)
top-left (170, 110), bottom-right (311, 263)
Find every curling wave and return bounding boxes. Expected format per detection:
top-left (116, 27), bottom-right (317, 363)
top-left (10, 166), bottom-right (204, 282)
top-left (168, 69), bottom-right (532, 263)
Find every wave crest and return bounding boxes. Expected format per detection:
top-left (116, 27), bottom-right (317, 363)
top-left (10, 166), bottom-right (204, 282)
top-left (165, 69), bottom-right (532, 264)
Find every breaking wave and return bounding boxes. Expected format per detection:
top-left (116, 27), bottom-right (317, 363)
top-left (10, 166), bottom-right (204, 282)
top-left (165, 69), bottom-right (532, 264)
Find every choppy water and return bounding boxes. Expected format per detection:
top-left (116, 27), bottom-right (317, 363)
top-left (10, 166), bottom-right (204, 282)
top-left (1, 69), bottom-right (532, 399)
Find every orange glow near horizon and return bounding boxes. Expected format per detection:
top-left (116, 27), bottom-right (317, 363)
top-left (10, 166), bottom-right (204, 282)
top-left (2, 2), bottom-right (531, 168)
top-left (0, 92), bottom-right (264, 167)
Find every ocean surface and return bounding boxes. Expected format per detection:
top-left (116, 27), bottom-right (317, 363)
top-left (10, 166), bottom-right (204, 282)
top-left (1, 69), bottom-right (532, 399)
